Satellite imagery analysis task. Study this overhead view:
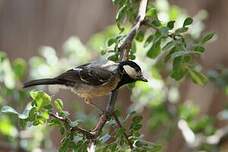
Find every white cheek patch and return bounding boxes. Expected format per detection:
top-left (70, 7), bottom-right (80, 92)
top-left (123, 65), bottom-right (137, 78)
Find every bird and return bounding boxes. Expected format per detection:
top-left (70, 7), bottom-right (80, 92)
top-left (23, 60), bottom-right (147, 111)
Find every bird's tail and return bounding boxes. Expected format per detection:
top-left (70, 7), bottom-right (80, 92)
top-left (23, 78), bottom-right (64, 88)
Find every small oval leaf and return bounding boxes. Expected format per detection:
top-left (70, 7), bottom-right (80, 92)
top-left (183, 17), bottom-right (193, 27)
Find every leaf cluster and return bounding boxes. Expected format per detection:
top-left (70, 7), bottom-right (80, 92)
top-left (103, 1), bottom-right (215, 85)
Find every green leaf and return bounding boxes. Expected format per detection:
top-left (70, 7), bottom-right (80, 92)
top-left (146, 40), bottom-right (161, 59)
top-left (1, 104), bottom-right (31, 120)
top-left (30, 91), bottom-right (51, 109)
top-left (1, 106), bottom-right (18, 115)
top-left (146, 7), bottom-right (157, 17)
top-left (131, 123), bottom-right (142, 130)
top-left (108, 54), bottom-right (118, 61)
top-left (107, 38), bottom-right (116, 46)
top-left (135, 30), bottom-right (145, 42)
top-left (19, 103), bottom-right (33, 119)
top-left (183, 17), bottom-right (193, 27)
top-left (130, 41), bottom-right (137, 60)
top-left (160, 27), bottom-right (169, 37)
top-left (171, 68), bottom-right (186, 80)
top-left (12, 58), bottom-right (27, 80)
top-left (60, 126), bottom-right (65, 135)
top-left (54, 99), bottom-right (64, 112)
top-left (179, 104), bottom-right (199, 120)
top-left (100, 49), bottom-right (106, 55)
top-left (193, 46), bottom-right (205, 53)
top-left (132, 115), bottom-right (143, 123)
top-left (48, 118), bottom-right (62, 126)
top-left (171, 57), bottom-right (187, 80)
top-left (188, 69), bottom-right (208, 85)
top-left (167, 20), bottom-right (175, 29)
top-left (0, 115), bottom-right (16, 137)
top-left (41, 111), bottom-right (49, 120)
top-left (0, 51), bottom-right (7, 62)
top-left (162, 41), bottom-right (176, 51)
top-left (59, 111), bottom-right (70, 118)
top-left (175, 27), bottom-right (188, 34)
top-left (131, 40), bottom-right (137, 54)
top-left (201, 32), bottom-right (215, 44)
top-left (151, 19), bottom-right (161, 27)
top-left (144, 34), bottom-right (154, 48)
top-left (129, 54), bottom-right (136, 60)
top-left (0, 57), bottom-right (16, 89)
top-left (116, 127), bottom-right (126, 137)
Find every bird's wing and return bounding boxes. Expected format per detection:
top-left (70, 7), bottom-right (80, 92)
top-left (57, 63), bottom-right (115, 86)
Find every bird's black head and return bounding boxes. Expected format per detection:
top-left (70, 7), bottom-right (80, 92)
top-left (116, 60), bottom-right (147, 88)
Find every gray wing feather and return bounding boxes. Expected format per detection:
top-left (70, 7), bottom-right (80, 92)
top-left (57, 63), bottom-right (115, 86)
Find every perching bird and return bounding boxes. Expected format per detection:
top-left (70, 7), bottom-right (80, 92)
top-left (24, 60), bottom-right (147, 111)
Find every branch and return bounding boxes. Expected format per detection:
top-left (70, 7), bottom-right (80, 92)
top-left (112, 113), bottom-right (134, 149)
top-left (207, 125), bottom-right (228, 146)
top-left (119, 0), bottom-right (148, 61)
top-left (49, 1), bottom-right (149, 151)
top-left (178, 119), bottom-right (228, 148)
top-left (89, 0), bottom-right (149, 136)
top-left (85, 0), bottom-right (149, 148)
top-left (108, 0), bottom-right (148, 149)
top-left (50, 112), bottom-right (95, 139)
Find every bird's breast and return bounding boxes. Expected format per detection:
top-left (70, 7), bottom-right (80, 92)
top-left (72, 76), bottom-right (120, 99)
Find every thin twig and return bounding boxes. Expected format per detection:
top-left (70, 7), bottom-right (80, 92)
top-left (119, 0), bottom-right (148, 61)
top-left (208, 126), bottom-right (228, 146)
top-left (49, 112), bottom-right (95, 139)
top-left (178, 119), bottom-right (228, 148)
top-left (112, 113), bottom-right (134, 149)
top-left (113, 0), bottom-right (148, 149)
top-left (91, 114), bottom-right (109, 135)
top-left (89, 90), bottom-right (119, 138)
top-left (49, 112), bottom-right (68, 123)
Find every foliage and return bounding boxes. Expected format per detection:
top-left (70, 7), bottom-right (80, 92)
top-left (105, 0), bottom-right (214, 86)
top-left (0, 0), bottom-right (225, 152)
top-left (2, 89), bottom-right (161, 151)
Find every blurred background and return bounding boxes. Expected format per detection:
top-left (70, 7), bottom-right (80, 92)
top-left (0, 0), bottom-right (227, 151)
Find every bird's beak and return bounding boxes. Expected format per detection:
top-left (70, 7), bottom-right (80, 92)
top-left (137, 75), bottom-right (148, 82)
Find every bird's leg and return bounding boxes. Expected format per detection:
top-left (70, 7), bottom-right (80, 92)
top-left (84, 98), bottom-right (104, 114)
